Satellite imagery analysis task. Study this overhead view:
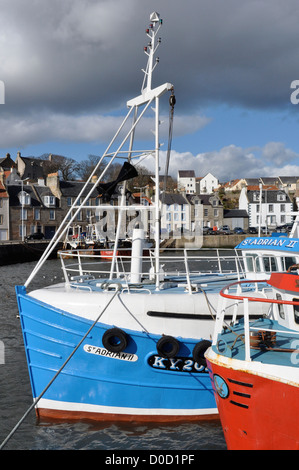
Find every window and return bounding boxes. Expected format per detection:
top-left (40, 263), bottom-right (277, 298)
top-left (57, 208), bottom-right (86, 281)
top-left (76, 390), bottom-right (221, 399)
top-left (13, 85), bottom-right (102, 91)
top-left (268, 204), bottom-right (274, 212)
top-left (263, 256), bottom-right (278, 272)
top-left (181, 213), bottom-right (186, 221)
top-left (204, 209), bottom-right (208, 217)
top-left (293, 299), bottom-right (299, 324)
top-left (276, 294), bottom-right (285, 319)
top-left (20, 208), bottom-right (27, 220)
top-left (49, 209), bottom-right (55, 220)
top-left (67, 197), bottom-right (72, 206)
top-left (34, 208), bottom-right (40, 220)
top-left (281, 204), bottom-right (285, 212)
top-left (277, 193), bottom-right (286, 201)
top-left (19, 191), bottom-right (31, 205)
top-left (19, 225), bottom-right (26, 238)
top-left (282, 257), bottom-right (297, 271)
top-left (174, 213), bottom-right (179, 221)
top-left (44, 195), bottom-right (55, 207)
top-left (166, 212), bottom-right (171, 221)
top-left (245, 253), bottom-right (261, 272)
top-left (0, 215), bottom-right (3, 225)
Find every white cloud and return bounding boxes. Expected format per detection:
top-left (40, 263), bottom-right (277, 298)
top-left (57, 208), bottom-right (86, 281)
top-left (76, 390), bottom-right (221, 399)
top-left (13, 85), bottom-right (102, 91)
top-left (262, 142), bottom-right (298, 166)
top-left (137, 143), bottom-right (299, 182)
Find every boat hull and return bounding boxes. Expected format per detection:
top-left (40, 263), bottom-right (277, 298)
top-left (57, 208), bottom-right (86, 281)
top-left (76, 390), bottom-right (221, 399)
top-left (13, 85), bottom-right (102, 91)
top-left (16, 285), bottom-right (218, 422)
top-left (206, 354), bottom-right (299, 450)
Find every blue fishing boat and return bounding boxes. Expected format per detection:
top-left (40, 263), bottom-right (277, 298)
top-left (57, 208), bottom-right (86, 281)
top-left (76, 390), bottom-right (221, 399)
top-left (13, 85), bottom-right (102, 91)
top-left (16, 12), bottom-right (219, 422)
top-left (15, 12), bottom-right (299, 424)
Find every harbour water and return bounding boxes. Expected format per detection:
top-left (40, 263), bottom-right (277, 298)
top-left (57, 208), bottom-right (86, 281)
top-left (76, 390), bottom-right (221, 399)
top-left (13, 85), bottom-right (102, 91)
top-left (0, 258), bottom-right (226, 450)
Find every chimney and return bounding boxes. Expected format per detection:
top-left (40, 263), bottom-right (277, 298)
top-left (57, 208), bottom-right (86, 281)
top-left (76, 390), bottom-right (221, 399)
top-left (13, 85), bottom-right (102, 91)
top-left (46, 172), bottom-right (62, 198)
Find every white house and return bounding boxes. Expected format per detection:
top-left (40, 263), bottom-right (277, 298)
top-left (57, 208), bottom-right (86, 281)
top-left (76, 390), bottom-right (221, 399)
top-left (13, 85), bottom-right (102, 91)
top-left (198, 173), bottom-right (219, 194)
top-left (160, 193), bottom-right (192, 235)
top-left (177, 170), bottom-right (196, 194)
top-left (239, 185), bottom-right (293, 230)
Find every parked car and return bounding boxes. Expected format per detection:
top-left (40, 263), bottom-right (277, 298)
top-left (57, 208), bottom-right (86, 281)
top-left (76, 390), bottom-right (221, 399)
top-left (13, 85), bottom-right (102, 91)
top-left (202, 226), bottom-right (212, 235)
top-left (218, 226), bottom-right (231, 235)
top-left (248, 227), bottom-right (258, 234)
top-left (202, 226), bottom-right (218, 235)
top-left (25, 232), bottom-right (45, 241)
top-left (276, 223), bottom-right (293, 233)
top-left (234, 227), bottom-right (245, 234)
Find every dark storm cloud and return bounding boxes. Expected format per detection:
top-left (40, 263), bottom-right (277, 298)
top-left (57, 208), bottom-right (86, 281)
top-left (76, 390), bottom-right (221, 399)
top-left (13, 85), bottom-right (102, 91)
top-left (1, 0), bottom-right (299, 112)
top-left (0, 0), bottom-right (299, 148)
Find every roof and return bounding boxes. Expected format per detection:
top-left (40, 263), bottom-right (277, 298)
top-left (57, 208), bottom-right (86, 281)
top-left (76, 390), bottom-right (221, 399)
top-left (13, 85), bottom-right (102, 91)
top-left (59, 180), bottom-right (99, 198)
top-left (224, 209), bottom-right (248, 218)
top-left (246, 188), bottom-right (291, 204)
top-left (187, 194), bottom-right (221, 205)
top-left (6, 184), bottom-right (41, 206)
top-left (178, 170), bottom-right (195, 178)
top-left (160, 192), bottom-right (189, 205)
top-left (247, 185), bottom-right (279, 191)
top-left (0, 182), bottom-right (8, 198)
top-left (279, 176), bottom-right (299, 184)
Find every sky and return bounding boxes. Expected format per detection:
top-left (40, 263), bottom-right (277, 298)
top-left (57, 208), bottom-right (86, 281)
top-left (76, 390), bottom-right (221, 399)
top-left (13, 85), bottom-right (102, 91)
top-left (1, 0), bottom-right (299, 182)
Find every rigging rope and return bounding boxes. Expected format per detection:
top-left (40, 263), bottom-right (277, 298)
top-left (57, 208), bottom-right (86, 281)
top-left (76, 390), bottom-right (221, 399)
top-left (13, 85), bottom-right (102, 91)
top-left (162, 88), bottom-right (176, 201)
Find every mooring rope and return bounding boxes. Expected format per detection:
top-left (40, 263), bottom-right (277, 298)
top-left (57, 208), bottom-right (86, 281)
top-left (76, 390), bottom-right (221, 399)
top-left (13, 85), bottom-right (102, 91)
top-left (0, 284), bottom-right (121, 450)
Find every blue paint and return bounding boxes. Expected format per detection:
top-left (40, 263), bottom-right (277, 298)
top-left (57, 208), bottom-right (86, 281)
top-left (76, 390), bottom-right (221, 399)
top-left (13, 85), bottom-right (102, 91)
top-left (235, 237), bottom-right (299, 252)
top-left (16, 286), bottom-right (216, 415)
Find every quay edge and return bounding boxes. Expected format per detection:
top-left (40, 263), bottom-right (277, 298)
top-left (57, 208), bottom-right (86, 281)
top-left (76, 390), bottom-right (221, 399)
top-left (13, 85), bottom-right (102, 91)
top-left (0, 241), bottom-right (63, 266)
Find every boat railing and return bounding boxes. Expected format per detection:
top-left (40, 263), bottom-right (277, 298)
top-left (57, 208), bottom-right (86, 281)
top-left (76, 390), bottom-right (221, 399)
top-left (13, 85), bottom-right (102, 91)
top-left (58, 248), bottom-right (246, 288)
top-left (213, 279), bottom-right (299, 362)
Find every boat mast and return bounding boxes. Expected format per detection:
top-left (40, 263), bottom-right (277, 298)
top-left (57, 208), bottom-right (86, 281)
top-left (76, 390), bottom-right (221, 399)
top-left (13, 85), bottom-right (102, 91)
top-left (24, 12), bottom-right (173, 289)
top-left (127, 12), bottom-right (173, 289)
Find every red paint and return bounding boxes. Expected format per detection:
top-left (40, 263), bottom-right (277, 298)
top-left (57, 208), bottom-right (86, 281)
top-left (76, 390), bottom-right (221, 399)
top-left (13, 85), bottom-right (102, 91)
top-left (206, 360), bottom-right (299, 450)
top-left (268, 272), bottom-right (299, 292)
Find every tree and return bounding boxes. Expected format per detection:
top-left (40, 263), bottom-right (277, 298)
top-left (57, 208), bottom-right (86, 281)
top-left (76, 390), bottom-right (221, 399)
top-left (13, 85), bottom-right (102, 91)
top-left (38, 154), bottom-right (80, 180)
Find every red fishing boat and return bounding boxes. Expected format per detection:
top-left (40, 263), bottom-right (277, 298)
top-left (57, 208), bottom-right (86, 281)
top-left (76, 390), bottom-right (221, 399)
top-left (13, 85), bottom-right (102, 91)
top-left (205, 267), bottom-right (299, 450)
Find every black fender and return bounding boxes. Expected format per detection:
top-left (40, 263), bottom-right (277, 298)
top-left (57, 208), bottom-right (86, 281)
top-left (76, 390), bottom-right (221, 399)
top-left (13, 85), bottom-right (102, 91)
top-left (156, 335), bottom-right (180, 358)
top-left (192, 340), bottom-right (212, 367)
top-left (102, 328), bottom-right (128, 353)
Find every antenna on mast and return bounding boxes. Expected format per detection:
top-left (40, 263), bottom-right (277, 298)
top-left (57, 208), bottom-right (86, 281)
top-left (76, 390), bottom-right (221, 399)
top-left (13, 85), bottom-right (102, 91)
top-left (141, 12), bottom-right (163, 93)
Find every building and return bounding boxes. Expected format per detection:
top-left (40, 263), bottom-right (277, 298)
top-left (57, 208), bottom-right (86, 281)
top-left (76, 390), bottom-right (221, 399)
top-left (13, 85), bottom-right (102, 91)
top-left (223, 209), bottom-right (249, 231)
top-left (221, 178), bottom-right (247, 192)
top-left (177, 170), bottom-right (196, 194)
top-left (0, 181), bottom-right (9, 240)
top-left (189, 194), bottom-right (224, 229)
top-left (198, 173), bottom-right (219, 194)
top-left (0, 153), bottom-right (16, 170)
top-left (160, 193), bottom-right (192, 235)
top-left (239, 185), bottom-right (293, 230)
top-left (15, 152), bottom-right (49, 181)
